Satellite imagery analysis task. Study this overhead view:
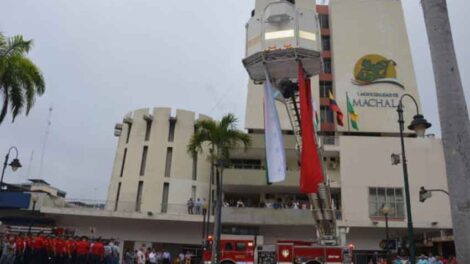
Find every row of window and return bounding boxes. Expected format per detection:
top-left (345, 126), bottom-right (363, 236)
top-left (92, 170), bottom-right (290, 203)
top-left (125, 118), bottom-right (177, 144)
top-left (119, 145), bottom-right (198, 180)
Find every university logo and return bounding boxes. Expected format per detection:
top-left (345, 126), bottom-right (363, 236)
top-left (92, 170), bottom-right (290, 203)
top-left (352, 54), bottom-right (404, 88)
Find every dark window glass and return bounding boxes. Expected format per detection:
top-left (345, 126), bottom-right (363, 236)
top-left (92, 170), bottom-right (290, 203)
top-left (161, 183), bottom-right (169, 213)
top-left (120, 148), bottom-right (127, 177)
top-left (192, 152), bottom-right (198, 180)
top-left (168, 119), bottom-right (176, 142)
top-left (164, 147), bottom-right (173, 177)
top-left (320, 106), bottom-right (334, 123)
top-left (114, 182), bottom-right (121, 211)
top-left (321, 36), bottom-right (330, 51)
top-left (319, 81), bottom-right (333, 98)
top-left (140, 146), bottom-right (148, 176)
top-left (126, 123), bottom-right (132, 143)
top-left (145, 121), bottom-right (152, 141)
top-left (224, 243), bottom-right (233, 251)
top-left (227, 159), bottom-right (262, 169)
top-left (323, 58), bottom-right (332, 73)
top-left (236, 242), bottom-right (246, 252)
top-left (135, 181), bottom-right (143, 212)
top-left (319, 14), bottom-right (329, 29)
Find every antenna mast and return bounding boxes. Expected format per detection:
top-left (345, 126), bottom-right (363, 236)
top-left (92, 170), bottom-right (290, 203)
top-left (38, 105), bottom-right (53, 179)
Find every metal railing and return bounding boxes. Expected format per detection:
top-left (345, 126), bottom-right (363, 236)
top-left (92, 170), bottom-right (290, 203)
top-left (42, 198), bottom-right (343, 219)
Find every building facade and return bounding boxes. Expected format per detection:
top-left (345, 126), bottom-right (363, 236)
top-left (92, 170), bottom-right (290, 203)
top-left (31, 0), bottom-right (454, 261)
top-left (106, 108), bottom-right (213, 214)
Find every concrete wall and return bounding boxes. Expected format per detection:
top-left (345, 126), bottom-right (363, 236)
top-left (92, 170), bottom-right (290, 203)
top-left (340, 136), bottom-right (452, 229)
top-left (329, 0), bottom-right (421, 133)
top-left (106, 108), bottom-right (212, 214)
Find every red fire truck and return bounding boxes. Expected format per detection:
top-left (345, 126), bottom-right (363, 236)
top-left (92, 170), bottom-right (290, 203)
top-left (202, 235), bottom-right (354, 264)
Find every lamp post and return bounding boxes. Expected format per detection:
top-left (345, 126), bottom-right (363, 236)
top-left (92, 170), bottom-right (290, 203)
top-left (0, 146), bottom-right (22, 189)
top-left (382, 204), bottom-right (391, 264)
top-left (396, 94), bottom-right (431, 264)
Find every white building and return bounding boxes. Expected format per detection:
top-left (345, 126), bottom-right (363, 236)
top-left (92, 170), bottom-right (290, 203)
top-left (34, 0), bottom-right (454, 262)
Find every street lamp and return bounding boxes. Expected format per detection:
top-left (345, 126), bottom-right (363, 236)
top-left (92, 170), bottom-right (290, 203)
top-left (396, 94), bottom-right (431, 264)
top-left (0, 146), bottom-right (22, 189)
top-left (382, 204), bottom-right (392, 264)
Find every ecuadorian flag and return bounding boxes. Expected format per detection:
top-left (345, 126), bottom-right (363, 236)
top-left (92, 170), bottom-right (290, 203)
top-left (347, 94), bottom-right (359, 130)
top-left (328, 91), bottom-right (344, 126)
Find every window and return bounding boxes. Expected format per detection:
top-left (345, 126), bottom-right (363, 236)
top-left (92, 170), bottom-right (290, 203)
top-left (227, 159), bottom-right (262, 169)
top-left (321, 36), bottom-right (330, 51)
top-left (320, 106), bottom-right (334, 123)
top-left (114, 182), bottom-right (121, 211)
top-left (236, 242), bottom-right (246, 252)
top-left (319, 81), bottom-right (333, 98)
top-left (191, 186), bottom-right (196, 199)
top-left (164, 147), bottom-right (173, 177)
top-left (145, 120), bottom-right (152, 141)
top-left (135, 181), bottom-right (144, 212)
top-left (139, 146), bottom-right (148, 176)
top-left (192, 152), bottom-right (198, 180)
top-left (161, 183), bottom-right (169, 213)
top-left (168, 118), bottom-right (176, 142)
top-left (319, 14), bottom-right (329, 29)
top-left (126, 123), bottom-right (132, 143)
top-left (323, 58), bottom-right (332, 73)
top-left (369, 187), bottom-right (405, 218)
top-left (224, 242), bottom-right (233, 251)
top-left (120, 148), bottom-right (127, 177)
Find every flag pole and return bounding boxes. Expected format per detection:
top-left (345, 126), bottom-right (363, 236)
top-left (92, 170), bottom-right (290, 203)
top-left (346, 92), bottom-right (351, 132)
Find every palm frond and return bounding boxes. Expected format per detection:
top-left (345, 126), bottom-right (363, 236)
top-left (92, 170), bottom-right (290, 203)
top-left (1, 35), bottom-right (32, 57)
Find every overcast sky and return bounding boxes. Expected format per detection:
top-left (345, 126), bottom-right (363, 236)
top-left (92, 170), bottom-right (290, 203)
top-left (0, 0), bottom-right (468, 200)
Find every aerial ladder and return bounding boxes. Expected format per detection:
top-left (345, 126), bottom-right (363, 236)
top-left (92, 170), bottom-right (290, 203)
top-left (242, 0), bottom-right (340, 246)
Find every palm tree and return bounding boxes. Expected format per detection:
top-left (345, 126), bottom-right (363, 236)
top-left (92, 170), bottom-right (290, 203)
top-left (187, 113), bottom-right (251, 264)
top-left (0, 33), bottom-right (45, 124)
top-left (421, 1), bottom-right (470, 262)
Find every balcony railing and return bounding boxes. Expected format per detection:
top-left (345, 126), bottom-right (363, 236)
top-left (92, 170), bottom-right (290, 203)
top-left (42, 198), bottom-right (342, 222)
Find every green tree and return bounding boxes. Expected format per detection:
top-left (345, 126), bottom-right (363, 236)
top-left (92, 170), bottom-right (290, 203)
top-left (187, 113), bottom-right (251, 264)
top-left (0, 33), bottom-right (45, 124)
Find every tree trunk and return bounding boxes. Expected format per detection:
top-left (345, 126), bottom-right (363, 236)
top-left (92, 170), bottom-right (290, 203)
top-left (421, 1), bottom-right (470, 262)
top-left (211, 166), bottom-right (223, 264)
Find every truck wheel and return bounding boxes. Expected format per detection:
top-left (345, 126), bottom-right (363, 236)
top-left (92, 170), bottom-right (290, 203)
top-left (306, 261), bottom-right (321, 264)
top-left (221, 261), bottom-right (235, 264)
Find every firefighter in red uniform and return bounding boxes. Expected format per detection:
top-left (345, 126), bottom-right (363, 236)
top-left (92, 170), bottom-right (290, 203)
top-left (23, 233), bottom-right (33, 264)
top-left (65, 236), bottom-right (77, 264)
top-left (32, 233), bottom-right (47, 264)
top-left (15, 233), bottom-right (25, 263)
top-left (91, 238), bottom-right (105, 264)
top-left (76, 236), bottom-right (90, 263)
top-left (54, 235), bottom-right (66, 264)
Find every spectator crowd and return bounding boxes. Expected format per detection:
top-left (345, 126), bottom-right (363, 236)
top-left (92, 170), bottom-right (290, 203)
top-left (124, 248), bottom-right (193, 264)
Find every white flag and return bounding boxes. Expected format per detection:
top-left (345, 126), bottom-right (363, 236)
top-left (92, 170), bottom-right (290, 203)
top-left (263, 73), bottom-right (287, 183)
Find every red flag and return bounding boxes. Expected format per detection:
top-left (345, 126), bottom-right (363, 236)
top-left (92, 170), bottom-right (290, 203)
top-left (298, 63), bottom-right (324, 193)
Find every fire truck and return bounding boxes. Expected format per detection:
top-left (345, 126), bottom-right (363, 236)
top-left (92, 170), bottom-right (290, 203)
top-left (204, 1), bottom-right (354, 263)
top-left (202, 235), bottom-right (354, 264)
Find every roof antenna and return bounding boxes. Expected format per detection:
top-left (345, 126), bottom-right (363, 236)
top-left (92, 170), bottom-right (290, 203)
top-left (38, 105), bottom-right (53, 179)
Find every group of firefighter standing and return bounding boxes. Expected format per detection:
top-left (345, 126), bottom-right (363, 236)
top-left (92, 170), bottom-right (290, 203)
top-left (0, 233), bottom-right (119, 264)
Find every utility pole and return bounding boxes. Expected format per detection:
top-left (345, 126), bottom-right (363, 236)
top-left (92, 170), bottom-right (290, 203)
top-left (421, 1), bottom-right (470, 262)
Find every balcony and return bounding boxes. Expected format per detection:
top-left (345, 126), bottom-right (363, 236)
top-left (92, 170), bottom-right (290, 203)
top-left (222, 207), bottom-right (314, 225)
top-left (223, 169), bottom-right (299, 189)
top-left (222, 207), bottom-right (342, 226)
